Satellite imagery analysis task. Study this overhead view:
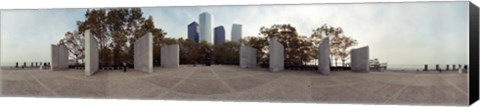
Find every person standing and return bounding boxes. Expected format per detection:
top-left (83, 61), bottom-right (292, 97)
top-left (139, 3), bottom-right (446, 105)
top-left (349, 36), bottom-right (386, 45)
top-left (123, 62), bottom-right (127, 72)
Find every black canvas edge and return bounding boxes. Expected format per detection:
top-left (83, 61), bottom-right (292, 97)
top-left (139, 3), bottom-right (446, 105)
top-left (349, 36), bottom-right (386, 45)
top-left (469, 1), bottom-right (479, 105)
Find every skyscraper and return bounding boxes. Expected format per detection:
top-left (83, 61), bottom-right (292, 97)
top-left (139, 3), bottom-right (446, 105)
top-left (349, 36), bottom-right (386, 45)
top-left (231, 24), bottom-right (242, 42)
top-left (214, 26), bottom-right (225, 46)
top-left (188, 21), bottom-right (199, 42)
top-left (199, 12), bottom-right (213, 44)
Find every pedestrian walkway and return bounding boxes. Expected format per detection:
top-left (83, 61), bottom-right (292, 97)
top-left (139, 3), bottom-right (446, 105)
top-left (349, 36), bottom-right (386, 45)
top-left (0, 65), bottom-right (469, 106)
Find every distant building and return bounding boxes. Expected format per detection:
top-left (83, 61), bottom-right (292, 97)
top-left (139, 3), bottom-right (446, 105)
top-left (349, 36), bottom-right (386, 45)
top-left (231, 24), bottom-right (242, 42)
top-left (199, 12), bottom-right (214, 44)
top-left (214, 26), bottom-right (225, 45)
top-left (188, 21), bottom-right (199, 42)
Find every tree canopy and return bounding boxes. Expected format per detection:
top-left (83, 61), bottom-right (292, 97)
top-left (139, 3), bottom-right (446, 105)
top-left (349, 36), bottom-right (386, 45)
top-left (311, 24), bottom-right (358, 66)
top-left (242, 24), bottom-right (358, 67)
top-left (58, 9), bottom-right (357, 67)
top-left (58, 8), bottom-right (166, 65)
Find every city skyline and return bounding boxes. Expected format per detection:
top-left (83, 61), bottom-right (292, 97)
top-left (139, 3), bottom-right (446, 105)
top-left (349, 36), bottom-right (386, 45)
top-left (231, 24), bottom-right (242, 43)
top-left (199, 12), bottom-right (214, 44)
top-left (187, 21), bottom-right (199, 43)
top-left (0, 2), bottom-right (470, 67)
top-left (214, 25), bottom-right (225, 45)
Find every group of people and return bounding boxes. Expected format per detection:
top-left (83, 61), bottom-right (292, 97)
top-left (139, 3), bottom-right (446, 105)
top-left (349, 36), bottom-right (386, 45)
top-left (424, 64), bottom-right (468, 73)
top-left (13, 62), bottom-right (49, 69)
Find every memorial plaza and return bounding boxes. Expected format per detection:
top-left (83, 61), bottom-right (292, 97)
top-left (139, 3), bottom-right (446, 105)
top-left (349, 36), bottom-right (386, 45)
top-left (0, 31), bottom-right (468, 106)
top-left (1, 65), bottom-right (469, 106)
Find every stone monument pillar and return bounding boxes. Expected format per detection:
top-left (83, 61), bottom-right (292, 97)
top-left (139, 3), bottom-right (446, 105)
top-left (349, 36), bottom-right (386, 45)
top-left (351, 46), bottom-right (369, 72)
top-left (51, 44), bottom-right (69, 71)
top-left (240, 44), bottom-right (257, 68)
top-left (318, 37), bottom-right (330, 75)
top-left (134, 33), bottom-right (153, 73)
top-left (161, 44), bottom-right (179, 68)
top-left (269, 37), bottom-right (284, 72)
top-left (84, 30), bottom-right (99, 76)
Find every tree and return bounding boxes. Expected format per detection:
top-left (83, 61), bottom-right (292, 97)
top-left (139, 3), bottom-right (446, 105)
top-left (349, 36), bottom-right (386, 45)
top-left (213, 41), bottom-right (240, 64)
top-left (197, 40), bottom-right (213, 64)
top-left (58, 30), bottom-right (84, 64)
top-left (163, 37), bottom-right (178, 45)
top-left (77, 9), bottom-right (110, 64)
top-left (61, 8), bottom-right (166, 66)
top-left (338, 36), bottom-right (358, 66)
top-left (241, 36), bottom-right (268, 63)
top-left (178, 38), bottom-right (199, 64)
top-left (242, 24), bottom-right (316, 66)
top-left (311, 24), bottom-right (357, 67)
top-left (260, 24), bottom-right (316, 65)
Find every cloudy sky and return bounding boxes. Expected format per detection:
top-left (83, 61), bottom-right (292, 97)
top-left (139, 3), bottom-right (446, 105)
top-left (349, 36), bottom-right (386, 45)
top-left (0, 1), bottom-right (470, 67)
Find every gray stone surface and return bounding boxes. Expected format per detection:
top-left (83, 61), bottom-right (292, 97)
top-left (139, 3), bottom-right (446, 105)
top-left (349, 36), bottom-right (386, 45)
top-left (269, 37), bottom-right (284, 72)
top-left (0, 66), bottom-right (469, 106)
top-left (351, 46), bottom-right (369, 72)
top-left (240, 44), bottom-right (257, 68)
top-left (84, 30), bottom-right (99, 76)
top-left (318, 38), bottom-right (330, 75)
top-left (161, 44), bottom-right (179, 68)
top-left (134, 33), bottom-right (153, 73)
top-left (51, 45), bottom-right (69, 71)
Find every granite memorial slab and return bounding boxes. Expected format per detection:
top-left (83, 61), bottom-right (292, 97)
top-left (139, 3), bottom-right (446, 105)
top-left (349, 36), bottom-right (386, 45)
top-left (351, 46), bottom-right (369, 72)
top-left (269, 37), bottom-right (284, 72)
top-left (318, 37), bottom-right (330, 75)
top-left (85, 30), bottom-right (99, 76)
top-left (134, 33), bottom-right (153, 73)
top-left (51, 44), bottom-right (69, 71)
top-left (161, 44), bottom-right (179, 68)
top-left (240, 44), bottom-right (257, 68)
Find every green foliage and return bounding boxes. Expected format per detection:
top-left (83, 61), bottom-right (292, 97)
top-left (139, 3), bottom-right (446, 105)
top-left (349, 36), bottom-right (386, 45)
top-left (242, 24), bottom-right (358, 67)
top-left (311, 24), bottom-right (358, 66)
top-left (60, 8), bottom-right (166, 65)
top-left (213, 41), bottom-right (240, 65)
top-left (256, 24), bottom-right (316, 65)
top-left (58, 31), bottom-right (84, 64)
top-left (162, 37), bottom-right (178, 45)
top-left (241, 36), bottom-right (268, 63)
top-left (59, 9), bottom-right (357, 67)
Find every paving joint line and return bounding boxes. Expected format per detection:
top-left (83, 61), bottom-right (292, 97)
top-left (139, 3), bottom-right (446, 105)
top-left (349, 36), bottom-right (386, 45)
top-left (158, 70), bottom-right (195, 98)
top-left (383, 74), bottom-right (420, 103)
top-left (211, 67), bottom-right (237, 92)
top-left (169, 70), bottom-right (194, 90)
top-left (439, 75), bottom-right (468, 96)
top-left (383, 85), bottom-right (408, 104)
top-left (28, 72), bottom-right (59, 97)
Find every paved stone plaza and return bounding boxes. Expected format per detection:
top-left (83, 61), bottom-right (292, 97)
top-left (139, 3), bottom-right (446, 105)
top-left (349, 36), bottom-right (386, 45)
top-left (0, 65), bottom-right (468, 106)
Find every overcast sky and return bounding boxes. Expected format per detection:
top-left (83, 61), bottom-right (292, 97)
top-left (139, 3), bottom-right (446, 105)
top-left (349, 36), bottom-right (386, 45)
top-left (0, 1), bottom-right (470, 66)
